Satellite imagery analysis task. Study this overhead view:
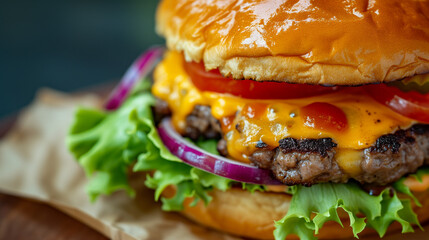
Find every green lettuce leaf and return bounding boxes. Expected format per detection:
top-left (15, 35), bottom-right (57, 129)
top-left (393, 167), bottom-right (429, 208)
top-left (274, 182), bottom-right (421, 240)
top-left (195, 138), bottom-right (220, 155)
top-left (410, 167), bottom-right (429, 182)
top-left (67, 92), bottom-right (158, 200)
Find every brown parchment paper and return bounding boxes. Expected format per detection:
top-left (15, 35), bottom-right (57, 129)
top-left (0, 89), bottom-right (427, 240)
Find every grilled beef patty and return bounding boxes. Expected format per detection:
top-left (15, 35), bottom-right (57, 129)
top-left (154, 100), bottom-right (429, 186)
top-left (249, 126), bottom-right (429, 186)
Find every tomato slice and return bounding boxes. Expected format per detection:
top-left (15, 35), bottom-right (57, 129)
top-left (300, 102), bottom-right (348, 132)
top-left (183, 59), bottom-right (429, 123)
top-left (183, 61), bottom-right (337, 99)
top-left (365, 84), bottom-right (429, 123)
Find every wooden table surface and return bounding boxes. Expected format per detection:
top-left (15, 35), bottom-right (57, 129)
top-left (0, 193), bottom-right (107, 240)
top-left (0, 86), bottom-right (113, 240)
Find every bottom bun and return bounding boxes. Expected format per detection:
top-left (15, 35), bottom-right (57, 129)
top-left (164, 186), bottom-right (429, 240)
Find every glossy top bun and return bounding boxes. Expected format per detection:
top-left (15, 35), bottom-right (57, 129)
top-left (156, 0), bottom-right (429, 85)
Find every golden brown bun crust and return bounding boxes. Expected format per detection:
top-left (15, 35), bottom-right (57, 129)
top-left (164, 187), bottom-right (429, 240)
top-left (156, 0), bottom-right (429, 85)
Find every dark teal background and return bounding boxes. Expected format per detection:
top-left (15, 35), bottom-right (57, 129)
top-left (0, 0), bottom-right (163, 118)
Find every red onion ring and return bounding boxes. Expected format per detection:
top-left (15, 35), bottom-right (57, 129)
top-left (105, 46), bottom-right (164, 110)
top-left (158, 118), bottom-right (283, 185)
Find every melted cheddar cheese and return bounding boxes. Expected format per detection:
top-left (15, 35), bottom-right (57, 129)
top-left (152, 51), bottom-right (415, 174)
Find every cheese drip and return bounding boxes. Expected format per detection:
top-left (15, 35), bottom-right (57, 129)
top-left (152, 51), bottom-right (414, 170)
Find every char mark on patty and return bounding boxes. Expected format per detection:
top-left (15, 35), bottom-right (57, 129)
top-left (371, 129), bottom-right (415, 153)
top-left (410, 124), bottom-right (429, 135)
top-left (278, 138), bottom-right (337, 157)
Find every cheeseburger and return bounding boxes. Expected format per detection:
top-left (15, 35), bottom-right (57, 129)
top-left (67, 0), bottom-right (429, 239)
